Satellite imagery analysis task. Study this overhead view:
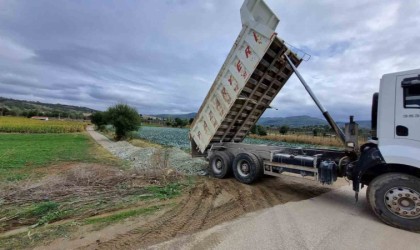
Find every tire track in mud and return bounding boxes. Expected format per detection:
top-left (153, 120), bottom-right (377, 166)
top-left (79, 177), bottom-right (336, 250)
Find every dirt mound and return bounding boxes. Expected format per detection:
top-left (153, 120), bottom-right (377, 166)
top-left (79, 176), bottom-right (335, 250)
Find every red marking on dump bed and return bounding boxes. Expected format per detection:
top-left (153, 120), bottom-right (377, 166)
top-left (245, 45), bottom-right (251, 58)
top-left (253, 31), bottom-right (262, 44)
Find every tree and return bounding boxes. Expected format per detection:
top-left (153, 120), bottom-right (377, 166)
top-left (250, 125), bottom-right (257, 134)
top-left (91, 112), bottom-right (107, 130)
top-left (279, 125), bottom-right (289, 135)
top-left (189, 118), bottom-right (194, 125)
top-left (313, 128), bottom-right (319, 136)
top-left (257, 125), bottom-right (267, 136)
top-left (106, 104), bottom-right (141, 140)
top-left (250, 125), bottom-right (267, 136)
top-left (174, 118), bottom-right (188, 127)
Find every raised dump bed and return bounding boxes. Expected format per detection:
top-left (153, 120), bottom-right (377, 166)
top-left (190, 0), bottom-right (301, 155)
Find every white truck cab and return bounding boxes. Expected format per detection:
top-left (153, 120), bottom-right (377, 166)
top-left (377, 69), bottom-right (420, 168)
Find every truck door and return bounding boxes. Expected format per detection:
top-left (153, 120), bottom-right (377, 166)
top-left (395, 74), bottom-right (420, 141)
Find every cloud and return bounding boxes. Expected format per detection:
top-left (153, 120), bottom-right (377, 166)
top-left (0, 38), bottom-right (35, 60)
top-left (0, 0), bottom-right (419, 121)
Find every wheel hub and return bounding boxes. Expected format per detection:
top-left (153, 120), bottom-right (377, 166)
top-left (241, 163), bottom-right (249, 173)
top-left (215, 160), bottom-right (222, 170)
top-left (212, 159), bottom-right (223, 174)
top-left (237, 160), bottom-right (250, 177)
top-left (385, 187), bottom-right (420, 219)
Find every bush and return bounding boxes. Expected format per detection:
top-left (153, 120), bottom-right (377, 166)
top-left (106, 104), bottom-right (141, 140)
top-left (91, 112), bottom-right (107, 130)
top-left (257, 125), bottom-right (267, 136)
top-left (250, 125), bottom-right (267, 136)
top-left (174, 118), bottom-right (188, 127)
top-left (279, 125), bottom-right (289, 135)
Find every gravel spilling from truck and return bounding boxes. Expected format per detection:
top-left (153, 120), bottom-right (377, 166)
top-left (87, 127), bottom-right (207, 175)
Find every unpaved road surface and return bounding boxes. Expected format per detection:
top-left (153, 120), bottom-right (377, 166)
top-left (150, 185), bottom-right (420, 250)
top-left (78, 177), bottom-right (335, 250)
top-left (80, 127), bottom-right (340, 249)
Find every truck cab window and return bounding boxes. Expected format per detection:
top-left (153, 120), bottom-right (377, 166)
top-left (404, 84), bottom-right (420, 108)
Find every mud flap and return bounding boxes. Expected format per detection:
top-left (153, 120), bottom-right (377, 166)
top-left (352, 143), bottom-right (386, 201)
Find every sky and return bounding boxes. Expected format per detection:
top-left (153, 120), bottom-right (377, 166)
top-left (0, 0), bottom-right (419, 121)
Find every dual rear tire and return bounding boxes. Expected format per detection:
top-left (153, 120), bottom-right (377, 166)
top-left (209, 151), bottom-right (234, 178)
top-left (209, 151), bottom-right (263, 184)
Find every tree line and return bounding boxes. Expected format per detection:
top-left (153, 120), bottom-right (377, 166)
top-left (0, 109), bottom-right (87, 120)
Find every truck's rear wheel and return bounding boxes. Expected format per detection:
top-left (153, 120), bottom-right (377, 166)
top-left (367, 173), bottom-right (420, 232)
top-left (232, 153), bottom-right (262, 184)
top-left (209, 151), bottom-right (233, 178)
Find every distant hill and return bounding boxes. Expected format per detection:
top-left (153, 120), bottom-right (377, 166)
top-left (154, 112), bottom-right (197, 119)
top-left (337, 120), bottom-right (371, 129)
top-left (0, 97), bottom-right (97, 118)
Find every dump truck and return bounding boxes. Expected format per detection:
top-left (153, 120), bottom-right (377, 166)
top-left (189, 0), bottom-right (420, 232)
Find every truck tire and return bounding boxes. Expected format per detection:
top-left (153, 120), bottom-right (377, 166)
top-left (367, 173), bottom-right (420, 232)
top-left (232, 153), bottom-right (262, 184)
top-left (209, 151), bottom-right (233, 178)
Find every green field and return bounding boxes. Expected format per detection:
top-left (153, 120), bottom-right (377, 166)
top-left (0, 133), bottom-right (117, 181)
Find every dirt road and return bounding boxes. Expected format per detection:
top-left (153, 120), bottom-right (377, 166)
top-left (78, 177), bottom-right (335, 250)
top-left (149, 185), bottom-right (420, 250)
top-left (71, 128), bottom-right (340, 249)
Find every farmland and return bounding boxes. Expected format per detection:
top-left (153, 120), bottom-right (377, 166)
top-left (0, 133), bottom-right (121, 182)
top-left (0, 116), bottom-right (86, 133)
top-left (135, 126), bottom-right (329, 150)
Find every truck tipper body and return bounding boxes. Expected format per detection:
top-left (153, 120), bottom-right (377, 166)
top-left (190, 0), bottom-right (420, 232)
top-left (189, 0), bottom-right (301, 155)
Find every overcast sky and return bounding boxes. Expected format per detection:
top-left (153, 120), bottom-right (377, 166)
top-left (0, 0), bottom-right (419, 121)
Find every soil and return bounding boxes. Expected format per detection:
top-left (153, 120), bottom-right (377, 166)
top-left (46, 176), bottom-right (337, 250)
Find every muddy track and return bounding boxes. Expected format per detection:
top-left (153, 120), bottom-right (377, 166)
top-left (78, 176), bottom-right (335, 250)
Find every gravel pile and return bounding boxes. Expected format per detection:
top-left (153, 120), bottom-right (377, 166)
top-left (91, 130), bottom-right (208, 175)
top-left (167, 148), bottom-right (208, 175)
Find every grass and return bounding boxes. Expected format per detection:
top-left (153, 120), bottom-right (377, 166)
top-left (145, 183), bottom-right (182, 200)
top-left (84, 205), bottom-right (164, 225)
top-left (0, 204), bottom-right (167, 249)
top-left (16, 201), bottom-right (67, 227)
top-left (0, 116), bottom-right (86, 133)
top-left (0, 133), bottom-right (123, 182)
top-left (0, 222), bottom-right (78, 250)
